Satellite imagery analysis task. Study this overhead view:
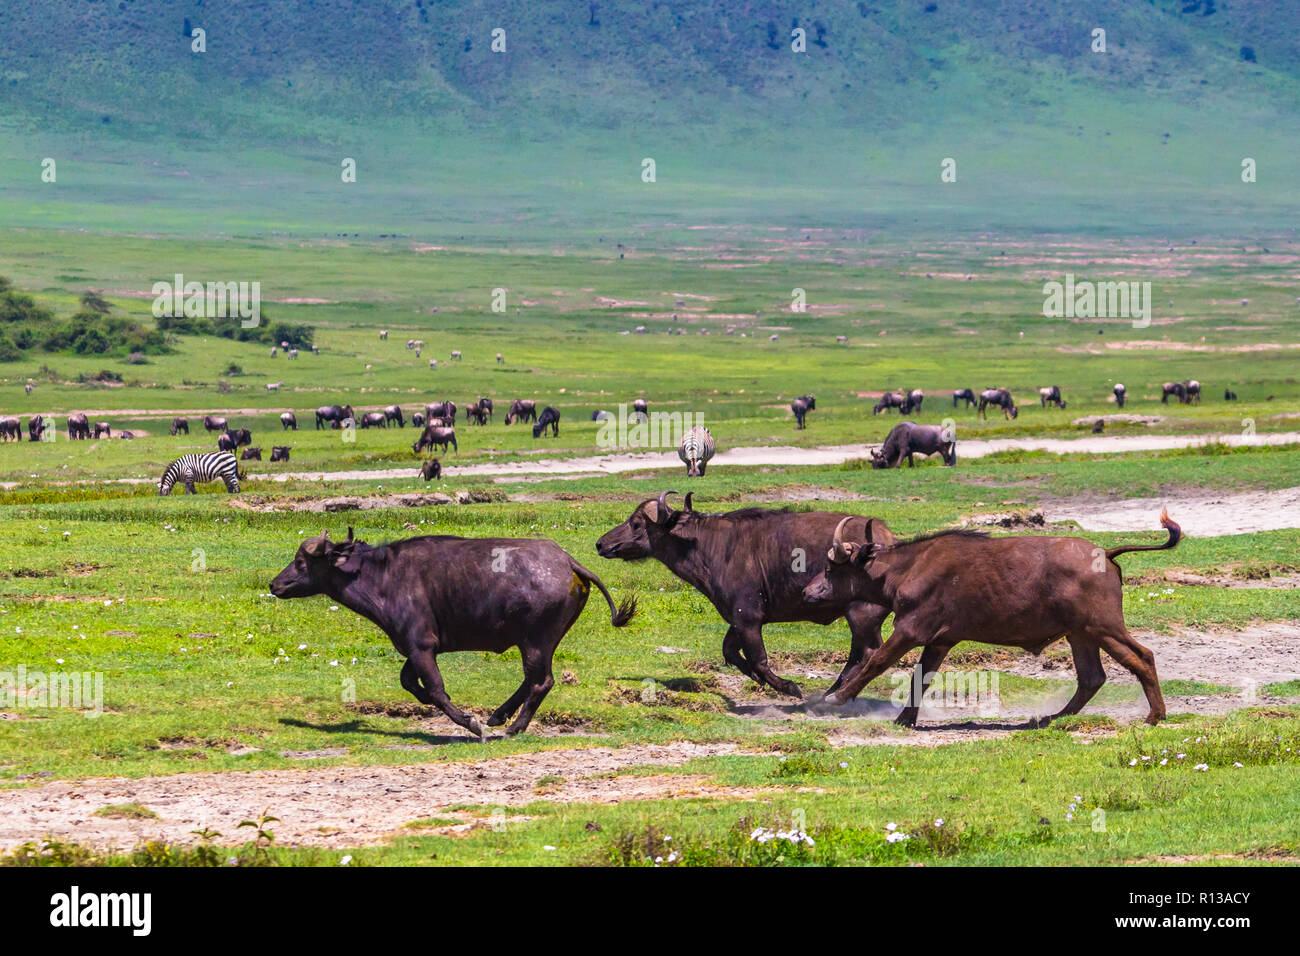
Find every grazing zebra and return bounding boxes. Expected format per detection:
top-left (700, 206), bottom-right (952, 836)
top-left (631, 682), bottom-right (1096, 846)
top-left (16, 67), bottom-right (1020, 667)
top-left (158, 452), bottom-right (241, 495)
top-left (678, 425), bottom-right (716, 477)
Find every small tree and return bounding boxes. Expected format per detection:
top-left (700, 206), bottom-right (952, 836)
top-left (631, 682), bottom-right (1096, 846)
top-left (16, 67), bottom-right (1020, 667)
top-left (80, 290), bottom-right (112, 314)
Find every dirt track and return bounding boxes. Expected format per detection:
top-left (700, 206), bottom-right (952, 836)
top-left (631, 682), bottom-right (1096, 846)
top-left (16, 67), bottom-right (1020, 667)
top-left (258, 431), bottom-right (1300, 483)
top-left (0, 742), bottom-right (746, 852)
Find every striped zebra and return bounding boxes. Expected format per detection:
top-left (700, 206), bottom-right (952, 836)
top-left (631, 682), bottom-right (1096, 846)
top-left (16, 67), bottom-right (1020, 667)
top-left (678, 425), bottom-right (715, 477)
top-left (158, 452), bottom-right (241, 496)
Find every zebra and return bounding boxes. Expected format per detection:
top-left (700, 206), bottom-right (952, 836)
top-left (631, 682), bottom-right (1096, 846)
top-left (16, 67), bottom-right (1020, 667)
top-left (158, 452), bottom-right (241, 496)
top-left (678, 425), bottom-right (716, 477)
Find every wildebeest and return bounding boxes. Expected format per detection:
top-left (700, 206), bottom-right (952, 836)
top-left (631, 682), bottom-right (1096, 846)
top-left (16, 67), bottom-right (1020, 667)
top-left (505, 399), bottom-right (537, 424)
top-left (315, 405), bottom-right (355, 429)
top-left (871, 422), bottom-right (955, 468)
top-left (0, 416), bottom-right (20, 441)
top-left (413, 424), bottom-right (457, 454)
top-left (203, 414), bottom-right (227, 432)
top-left (533, 406), bottom-right (561, 438)
top-left (791, 394), bottom-right (816, 429)
top-left (425, 401), bottom-right (456, 423)
top-left (804, 510), bottom-right (1182, 726)
top-left (26, 415), bottom-right (45, 442)
top-left (407, 339), bottom-right (416, 350)
top-left (66, 413), bottom-right (90, 440)
top-left (465, 402), bottom-right (487, 426)
top-left (241, 447), bottom-right (262, 460)
top-left (217, 433), bottom-right (238, 452)
top-left (266, 382), bottom-right (282, 392)
top-left (360, 412), bottom-right (387, 429)
top-left (280, 411), bottom-right (297, 431)
top-left (596, 493), bottom-right (894, 698)
top-left (171, 416), bottom-right (189, 436)
top-left (450, 350), bottom-right (462, 361)
top-left (420, 458), bottom-right (442, 481)
top-left (903, 389), bottom-right (924, 414)
top-left (836, 335), bottom-right (848, 344)
top-left (478, 398), bottom-right (494, 422)
top-left (1224, 387), bottom-right (1238, 401)
top-left (380, 330), bottom-right (388, 341)
top-left (226, 427), bottom-right (252, 447)
top-left (271, 446), bottom-right (290, 462)
top-left (1185, 379), bottom-right (1201, 404)
top-left (91, 421), bottom-right (111, 439)
top-left (978, 388), bottom-right (1018, 419)
top-left (1113, 383), bottom-right (1126, 408)
top-left (873, 390), bottom-right (907, 414)
top-left (118, 431), bottom-right (135, 440)
top-left (591, 409), bottom-right (610, 421)
top-left (952, 388), bottom-right (976, 409)
top-left (631, 398), bottom-right (649, 422)
top-left (496, 352), bottom-right (504, 365)
top-left (678, 425), bottom-right (716, 477)
top-left (384, 405), bottom-right (405, 428)
top-left (269, 528), bottom-right (636, 736)
top-left (1038, 385), bottom-right (1066, 409)
top-left (412, 412), bottom-right (425, 428)
top-left (1161, 382), bottom-right (1188, 405)
top-left (1092, 419), bottom-right (1105, 433)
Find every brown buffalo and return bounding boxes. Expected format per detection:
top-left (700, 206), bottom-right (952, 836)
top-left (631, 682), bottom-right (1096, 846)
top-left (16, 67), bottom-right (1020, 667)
top-left (803, 510), bottom-right (1182, 727)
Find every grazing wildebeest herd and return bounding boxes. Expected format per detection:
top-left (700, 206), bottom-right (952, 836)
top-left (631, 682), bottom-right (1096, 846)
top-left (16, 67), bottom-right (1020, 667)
top-left (6, 369), bottom-right (1208, 736)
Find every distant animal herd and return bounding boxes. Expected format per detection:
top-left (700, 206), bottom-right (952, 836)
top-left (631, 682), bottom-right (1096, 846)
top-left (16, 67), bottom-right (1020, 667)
top-left (3, 368), bottom-right (1236, 492)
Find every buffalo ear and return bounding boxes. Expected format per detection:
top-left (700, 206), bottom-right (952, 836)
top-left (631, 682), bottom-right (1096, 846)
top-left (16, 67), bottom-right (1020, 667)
top-left (644, 500), bottom-right (663, 524)
top-left (332, 541), bottom-right (363, 572)
top-left (864, 518), bottom-right (894, 547)
top-left (303, 531), bottom-right (330, 557)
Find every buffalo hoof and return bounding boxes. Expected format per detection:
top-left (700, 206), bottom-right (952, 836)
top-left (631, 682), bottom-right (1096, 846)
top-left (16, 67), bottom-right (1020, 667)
top-left (466, 717), bottom-right (485, 738)
top-left (485, 714), bottom-right (505, 728)
top-left (893, 709), bottom-right (919, 728)
top-left (815, 691), bottom-right (843, 709)
top-left (1144, 712), bottom-right (1165, 726)
top-left (1028, 714), bottom-right (1054, 729)
top-left (776, 680), bottom-right (804, 700)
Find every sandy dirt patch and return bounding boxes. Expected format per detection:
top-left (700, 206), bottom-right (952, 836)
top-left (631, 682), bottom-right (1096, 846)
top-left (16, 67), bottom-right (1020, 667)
top-left (1045, 487), bottom-right (1300, 534)
top-left (0, 742), bottom-right (747, 852)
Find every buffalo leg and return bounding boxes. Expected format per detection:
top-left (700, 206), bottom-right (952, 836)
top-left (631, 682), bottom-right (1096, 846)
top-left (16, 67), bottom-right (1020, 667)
top-left (404, 651), bottom-right (484, 737)
top-left (823, 621), bottom-right (930, 705)
top-left (826, 604), bottom-right (888, 698)
top-left (1095, 630), bottom-right (1166, 725)
top-left (721, 626), bottom-right (762, 684)
top-left (1037, 637), bottom-right (1107, 726)
top-left (736, 623), bottom-right (802, 698)
top-left (895, 643), bottom-right (954, 727)
top-left (504, 646), bottom-right (556, 736)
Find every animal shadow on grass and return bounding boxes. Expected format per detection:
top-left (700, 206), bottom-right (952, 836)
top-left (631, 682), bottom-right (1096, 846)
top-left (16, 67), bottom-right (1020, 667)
top-left (278, 716), bottom-right (486, 747)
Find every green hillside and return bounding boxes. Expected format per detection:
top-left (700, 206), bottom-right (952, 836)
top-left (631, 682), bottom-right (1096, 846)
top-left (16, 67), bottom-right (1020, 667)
top-left (1, 0), bottom-right (1297, 236)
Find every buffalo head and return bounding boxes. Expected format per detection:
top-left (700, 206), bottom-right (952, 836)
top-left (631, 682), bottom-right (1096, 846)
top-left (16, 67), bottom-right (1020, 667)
top-left (595, 491), bottom-right (684, 560)
top-left (269, 528), bottom-right (363, 598)
top-left (803, 516), bottom-right (886, 605)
